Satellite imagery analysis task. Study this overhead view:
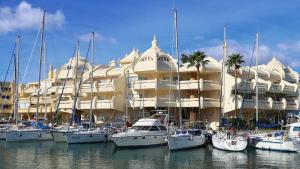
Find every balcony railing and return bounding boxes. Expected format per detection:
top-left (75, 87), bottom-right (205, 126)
top-left (180, 79), bottom-right (220, 91)
top-left (133, 79), bottom-right (176, 90)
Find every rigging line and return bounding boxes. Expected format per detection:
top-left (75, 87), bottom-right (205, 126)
top-left (239, 40), bottom-right (256, 119)
top-left (0, 42), bottom-right (16, 115)
top-left (70, 38), bottom-right (92, 125)
top-left (54, 44), bottom-right (77, 119)
top-left (167, 8), bottom-right (176, 122)
top-left (21, 25), bottom-right (42, 84)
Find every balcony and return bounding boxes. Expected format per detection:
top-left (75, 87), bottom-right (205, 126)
top-left (242, 97), bottom-right (272, 109)
top-left (81, 81), bottom-right (117, 93)
top-left (179, 97), bottom-right (220, 108)
top-left (57, 85), bottom-right (74, 94)
top-left (286, 99), bottom-right (299, 110)
top-left (253, 81), bottom-right (269, 93)
top-left (270, 83), bottom-right (283, 93)
top-left (95, 99), bottom-right (114, 109)
top-left (271, 98), bottom-right (286, 110)
top-left (180, 79), bottom-right (220, 91)
top-left (133, 79), bottom-right (176, 90)
top-left (283, 83), bottom-right (296, 94)
top-left (131, 97), bottom-right (177, 108)
top-left (59, 100), bottom-right (73, 109)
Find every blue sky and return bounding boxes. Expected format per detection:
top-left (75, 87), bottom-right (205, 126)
top-left (0, 0), bottom-right (300, 82)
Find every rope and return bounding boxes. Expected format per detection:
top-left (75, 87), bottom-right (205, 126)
top-left (20, 25), bottom-right (41, 84)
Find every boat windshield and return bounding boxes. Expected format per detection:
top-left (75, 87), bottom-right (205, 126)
top-left (188, 130), bottom-right (201, 136)
top-left (131, 126), bottom-right (151, 131)
top-left (293, 127), bottom-right (300, 131)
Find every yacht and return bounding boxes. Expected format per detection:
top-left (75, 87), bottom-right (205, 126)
top-left (288, 121), bottom-right (300, 151)
top-left (111, 113), bottom-right (168, 147)
top-left (168, 128), bottom-right (206, 150)
top-left (212, 131), bottom-right (247, 151)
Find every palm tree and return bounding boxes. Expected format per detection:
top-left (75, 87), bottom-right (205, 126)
top-left (181, 51), bottom-right (210, 122)
top-left (226, 53), bottom-right (245, 117)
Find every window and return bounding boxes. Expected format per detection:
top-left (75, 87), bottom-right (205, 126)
top-left (141, 56), bottom-right (153, 62)
top-left (149, 126), bottom-right (160, 131)
top-left (158, 56), bottom-right (169, 62)
top-left (128, 77), bottom-right (137, 88)
top-left (140, 126), bottom-right (151, 131)
top-left (293, 127), bottom-right (300, 131)
top-left (158, 126), bottom-right (167, 131)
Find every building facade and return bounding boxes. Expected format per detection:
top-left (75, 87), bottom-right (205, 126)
top-left (9, 37), bottom-right (299, 129)
top-left (0, 81), bottom-right (14, 120)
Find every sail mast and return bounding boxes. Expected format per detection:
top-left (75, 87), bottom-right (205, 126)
top-left (36, 10), bottom-right (46, 126)
top-left (14, 36), bottom-right (20, 125)
top-left (44, 41), bottom-right (47, 120)
top-left (255, 33), bottom-right (259, 124)
top-left (71, 41), bottom-right (80, 126)
top-left (221, 27), bottom-right (227, 118)
top-left (174, 8), bottom-right (182, 128)
top-left (89, 32), bottom-right (95, 130)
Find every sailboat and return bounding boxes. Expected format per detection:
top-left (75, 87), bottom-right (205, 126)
top-left (51, 42), bottom-right (82, 143)
top-left (65, 32), bottom-right (109, 144)
top-left (211, 27), bottom-right (247, 151)
top-left (167, 9), bottom-right (207, 151)
top-left (0, 40), bottom-right (18, 140)
top-left (6, 11), bottom-right (53, 141)
top-left (248, 33), bottom-right (297, 152)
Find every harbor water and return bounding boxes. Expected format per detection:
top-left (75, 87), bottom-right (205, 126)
top-left (0, 140), bottom-right (299, 169)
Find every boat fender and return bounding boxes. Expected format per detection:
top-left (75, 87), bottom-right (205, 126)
top-left (143, 135), bottom-right (146, 139)
top-left (89, 134), bottom-right (93, 137)
top-left (18, 132), bottom-right (22, 137)
top-left (104, 134), bottom-right (108, 138)
top-left (38, 132), bottom-right (42, 137)
top-left (283, 136), bottom-right (288, 141)
top-left (189, 135), bottom-right (193, 141)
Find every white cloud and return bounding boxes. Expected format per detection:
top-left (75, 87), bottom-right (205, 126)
top-left (78, 32), bottom-right (117, 44)
top-left (0, 1), bottom-right (65, 33)
top-left (188, 39), bottom-right (300, 68)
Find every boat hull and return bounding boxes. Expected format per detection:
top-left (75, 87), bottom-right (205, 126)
top-left (248, 137), bottom-right (298, 152)
top-left (212, 134), bottom-right (247, 152)
top-left (111, 135), bottom-right (167, 147)
top-left (65, 132), bottom-right (108, 144)
top-left (168, 135), bottom-right (206, 150)
top-left (5, 129), bottom-right (53, 142)
top-left (0, 130), bottom-right (6, 140)
top-left (52, 131), bottom-right (69, 143)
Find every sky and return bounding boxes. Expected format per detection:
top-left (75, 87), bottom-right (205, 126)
top-left (0, 0), bottom-right (300, 83)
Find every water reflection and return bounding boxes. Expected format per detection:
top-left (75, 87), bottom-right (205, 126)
top-left (112, 146), bottom-right (168, 169)
top-left (0, 141), bottom-right (300, 169)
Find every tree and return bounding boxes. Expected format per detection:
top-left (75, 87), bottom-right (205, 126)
top-left (181, 51), bottom-right (210, 122)
top-left (226, 53), bottom-right (245, 117)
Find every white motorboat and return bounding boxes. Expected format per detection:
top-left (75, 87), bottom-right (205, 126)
top-left (288, 122), bottom-right (300, 151)
top-left (212, 131), bottom-right (247, 152)
top-left (248, 132), bottom-right (298, 152)
top-left (111, 114), bottom-right (168, 147)
top-left (6, 128), bottom-right (53, 142)
top-left (168, 128), bottom-right (206, 150)
top-left (65, 128), bottom-right (108, 144)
